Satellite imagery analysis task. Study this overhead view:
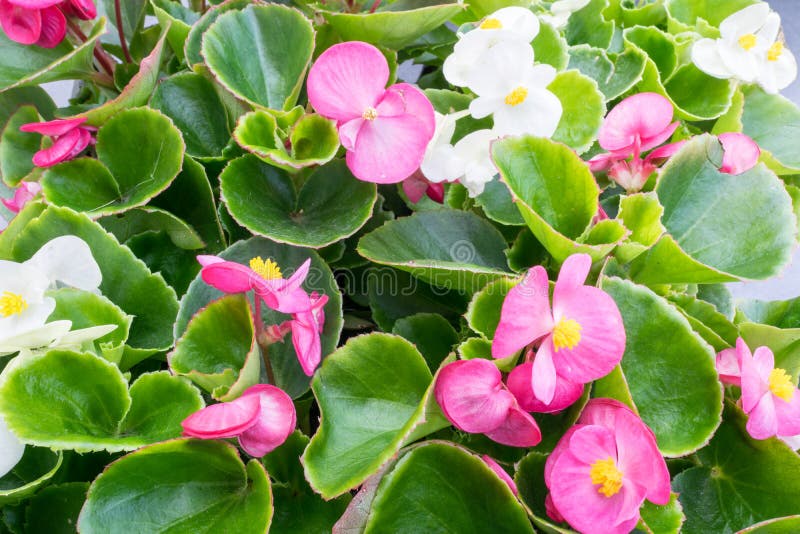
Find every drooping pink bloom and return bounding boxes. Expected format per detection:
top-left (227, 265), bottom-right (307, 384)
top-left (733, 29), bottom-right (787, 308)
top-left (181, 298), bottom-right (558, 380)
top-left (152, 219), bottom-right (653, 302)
top-left (290, 291), bottom-right (327, 376)
top-left (402, 170), bottom-right (445, 204)
top-left (588, 92), bottom-right (685, 192)
top-left (718, 132), bottom-right (760, 174)
top-left (492, 254), bottom-right (625, 405)
top-left (61, 0), bottom-right (95, 20)
top-left (545, 398), bottom-right (670, 534)
top-left (19, 117), bottom-right (95, 167)
top-left (307, 41), bottom-right (436, 184)
top-left (434, 358), bottom-right (541, 448)
top-left (482, 455), bottom-right (518, 496)
top-left (715, 337), bottom-right (747, 387)
top-left (1, 181), bottom-right (41, 214)
top-left (181, 384), bottom-right (296, 457)
top-left (740, 342), bottom-right (800, 440)
top-left (507, 360), bottom-right (584, 413)
top-left (0, 0), bottom-right (64, 47)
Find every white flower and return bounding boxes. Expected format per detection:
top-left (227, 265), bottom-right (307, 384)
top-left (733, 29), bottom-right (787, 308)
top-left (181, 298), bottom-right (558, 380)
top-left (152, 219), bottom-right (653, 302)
top-left (0, 414), bottom-right (24, 478)
top-left (421, 111), bottom-right (470, 183)
top-left (443, 6), bottom-right (539, 88)
top-left (540, 0), bottom-right (591, 30)
top-left (468, 41), bottom-right (562, 137)
top-left (692, 3), bottom-right (796, 94)
top-left (453, 129), bottom-right (500, 197)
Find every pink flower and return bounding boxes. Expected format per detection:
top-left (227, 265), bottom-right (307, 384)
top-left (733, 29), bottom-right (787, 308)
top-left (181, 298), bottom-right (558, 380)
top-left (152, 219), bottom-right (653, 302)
top-left (715, 337), bottom-right (746, 387)
top-left (434, 358), bottom-right (541, 447)
top-left (181, 384), bottom-right (296, 457)
top-left (482, 455), bottom-right (518, 496)
top-left (402, 170), bottom-right (445, 204)
top-left (0, 0), bottom-right (93, 47)
top-left (507, 360), bottom-right (584, 414)
top-left (290, 291), bottom-right (327, 376)
top-left (492, 254), bottom-right (625, 406)
top-left (718, 132), bottom-right (760, 174)
top-left (740, 342), bottom-right (800, 440)
top-left (1, 181), bottom-right (41, 214)
top-left (307, 41), bottom-right (435, 184)
top-left (19, 117), bottom-right (95, 167)
top-left (545, 399), bottom-right (670, 534)
top-left (588, 92), bottom-right (685, 192)
top-left (60, 0), bottom-right (94, 20)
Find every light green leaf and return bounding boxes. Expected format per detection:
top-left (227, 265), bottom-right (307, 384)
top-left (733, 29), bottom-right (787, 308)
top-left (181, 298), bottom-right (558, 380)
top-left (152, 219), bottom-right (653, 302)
top-left (639, 494), bottom-right (685, 534)
top-left (741, 86), bottom-right (800, 174)
top-left (549, 69), bottom-right (606, 154)
top-left (566, 0), bottom-right (614, 49)
top-left (567, 44), bottom-right (647, 100)
top-left (0, 105), bottom-right (41, 187)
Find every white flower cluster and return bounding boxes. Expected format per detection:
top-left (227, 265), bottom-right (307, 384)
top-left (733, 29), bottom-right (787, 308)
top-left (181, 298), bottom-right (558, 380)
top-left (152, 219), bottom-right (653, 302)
top-left (421, 7), bottom-right (564, 197)
top-left (692, 3), bottom-right (797, 95)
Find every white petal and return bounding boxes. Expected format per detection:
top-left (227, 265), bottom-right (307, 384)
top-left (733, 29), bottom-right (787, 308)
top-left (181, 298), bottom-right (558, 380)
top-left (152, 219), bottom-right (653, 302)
top-left (525, 63), bottom-right (557, 88)
top-left (491, 6), bottom-right (540, 42)
top-left (719, 4), bottom-right (770, 39)
top-left (692, 39), bottom-right (733, 79)
top-left (0, 415), bottom-right (25, 478)
top-left (25, 235), bottom-right (102, 291)
top-left (0, 318), bottom-right (70, 354)
top-left (757, 12), bottom-right (781, 44)
top-left (421, 144), bottom-right (465, 183)
top-left (469, 95), bottom-right (504, 119)
top-left (50, 324), bottom-right (118, 349)
top-left (465, 40), bottom-right (535, 96)
top-left (0, 298), bottom-right (56, 343)
top-left (717, 41), bottom-right (760, 82)
top-left (453, 129), bottom-right (497, 196)
top-left (492, 88), bottom-right (562, 137)
top-left (0, 261), bottom-right (49, 303)
top-left (759, 49), bottom-right (798, 94)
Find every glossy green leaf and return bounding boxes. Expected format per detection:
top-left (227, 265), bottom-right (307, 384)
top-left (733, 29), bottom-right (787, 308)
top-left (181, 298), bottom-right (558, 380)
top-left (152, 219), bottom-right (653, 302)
top-left (151, 0), bottom-right (199, 60)
top-left (392, 313), bottom-right (458, 371)
top-left (531, 20), bottom-right (569, 70)
top-left (739, 517), bottom-right (800, 533)
top-left (603, 277), bottom-right (722, 456)
top-left (672, 402), bottom-right (800, 533)
top-left (549, 69), bottom-right (606, 154)
top-left (302, 334), bottom-right (448, 499)
top-left (630, 135), bottom-right (796, 284)
top-left (567, 44), bottom-right (647, 100)
top-left (0, 86), bottom-right (54, 126)
top-left (465, 277), bottom-right (517, 340)
top-left (358, 209), bottom-right (511, 293)
top-left (741, 86), bottom-right (800, 174)
top-left (151, 72), bottom-right (231, 159)
top-left (24, 482), bottom-right (88, 534)
top-left (176, 237), bottom-right (343, 398)
top-left (221, 156), bottom-right (376, 248)
top-left (184, 0), bottom-right (251, 66)
top-left (0, 447), bottom-right (62, 505)
top-left (102, 0), bottom-right (146, 38)
top-left (515, 450), bottom-right (572, 533)
top-left (0, 105), bottom-right (40, 187)
top-left (665, 0), bottom-right (757, 28)
top-left (203, 4), bottom-right (314, 110)
top-left (322, 2), bottom-right (464, 50)
top-left (616, 192), bottom-right (665, 263)
top-left (566, 0), bottom-right (614, 49)
top-left (639, 494), bottom-right (685, 534)
top-left (364, 442), bottom-right (533, 533)
top-left (99, 207), bottom-right (205, 250)
top-left (78, 440), bottom-right (272, 533)
top-left (474, 179), bottom-right (526, 226)
top-left (170, 294), bottom-right (260, 401)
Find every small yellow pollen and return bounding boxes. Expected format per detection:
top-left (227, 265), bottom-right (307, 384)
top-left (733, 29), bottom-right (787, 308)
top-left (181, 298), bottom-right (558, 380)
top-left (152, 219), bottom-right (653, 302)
top-left (479, 17), bottom-right (502, 30)
top-left (552, 318), bottom-right (582, 352)
top-left (504, 86), bottom-right (528, 107)
top-left (362, 107), bottom-right (378, 121)
top-left (739, 33), bottom-right (757, 51)
top-left (249, 256), bottom-right (282, 280)
top-left (768, 41), bottom-right (784, 61)
top-left (589, 457), bottom-right (624, 498)
top-left (0, 291), bottom-right (27, 318)
top-left (769, 368), bottom-right (795, 402)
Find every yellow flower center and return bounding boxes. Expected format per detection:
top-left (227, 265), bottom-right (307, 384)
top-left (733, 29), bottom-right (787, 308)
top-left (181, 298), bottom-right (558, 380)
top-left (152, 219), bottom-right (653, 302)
top-left (590, 457), bottom-right (624, 498)
top-left (768, 41), bottom-right (784, 61)
top-left (0, 291), bottom-right (27, 318)
top-left (249, 257), bottom-right (282, 280)
top-left (552, 318), bottom-right (582, 351)
top-left (504, 86), bottom-right (528, 106)
top-left (362, 107), bottom-right (378, 121)
top-left (479, 17), bottom-right (502, 30)
top-left (769, 368), bottom-right (795, 402)
top-left (739, 33), bottom-right (757, 51)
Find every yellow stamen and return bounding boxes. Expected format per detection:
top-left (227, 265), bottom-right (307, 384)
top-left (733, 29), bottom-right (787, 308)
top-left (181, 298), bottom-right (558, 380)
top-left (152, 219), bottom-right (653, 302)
top-left (590, 457), bottom-right (624, 498)
top-left (739, 33), bottom-right (757, 51)
top-left (504, 86), bottom-right (528, 107)
top-left (362, 107), bottom-right (378, 121)
top-left (249, 257), bottom-right (282, 280)
top-left (768, 41), bottom-right (784, 61)
top-left (479, 17), bottom-right (502, 30)
top-left (769, 368), bottom-right (795, 402)
top-left (0, 291), bottom-right (27, 318)
top-left (552, 318), bottom-right (582, 351)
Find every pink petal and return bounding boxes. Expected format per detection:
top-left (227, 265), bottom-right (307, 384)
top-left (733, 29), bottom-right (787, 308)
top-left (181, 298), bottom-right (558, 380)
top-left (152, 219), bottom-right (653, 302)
top-left (645, 140), bottom-right (686, 164)
top-left (279, 258), bottom-right (311, 293)
top-left (434, 359), bottom-right (515, 434)
top-left (719, 132), bottom-right (760, 175)
top-left (237, 384), bottom-right (297, 457)
top-left (482, 455), bottom-right (518, 496)
top-left (598, 93), bottom-right (676, 154)
top-left (385, 83), bottom-right (435, 137)
top-left (200, 259), bottom-right (263, 294)
top-left (0, 0), bottom-right (41, 46)
top-left (34, 4), bottom-right (64, 48)
top-left (588, 152), bottom-right (617, 173)
top-left (775, 390), bottom-right (800, 437)
top-left (426, 182), bottom-right (444, 204)
top-left (67, 127), bottom-right (92, 159)
top-left (64, 0), bottom-right (95, 19)
top-left (553, 253), bottom-right (591, 303)
top-left (545, 493), bottom-right (565, 523)
top-left (484, 404), bottom-right (542, 447)
top-left (746, 393), bottom-right (778, 439)
top-left (492, 267), bottom-right (554, 358)
top-left (545, 425), bottom-right (581, 487)
top-left (181, 394), bottom-right (261, 438)
top-left (532, 340), bottom-right (558, 405)
top-left (716, 346), bottom-right (742, 387)
top-left (290, 294), bottom-right (327, 376)
top-left (307, 41), bottom-right (389, 122)
top-left (20, 117), bottom-right (86, 136)
top-left (550, 285), bottom-right (625, 384)
top-left (31, 127), bottom-right (84, 167)
top-left (402, 171), bottom-right (430, 204)
top-left (567, 425), bottom-right (618, 465)
top-left (338, 117), bottom-right (363, 152)
top-left (1, 181), bottom-right (41, 213)
top-left (507, 361), bottom-right (584, 413)
top-left (752, 346), bottom-right (776, 382)
top-left (6, 0), bottom-right (62, 7)
top-left (257, 259), bottom-right (313, 313)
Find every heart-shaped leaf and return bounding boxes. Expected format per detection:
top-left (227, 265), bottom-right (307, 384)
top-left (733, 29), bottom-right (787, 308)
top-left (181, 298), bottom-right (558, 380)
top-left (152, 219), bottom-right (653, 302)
top-left (549, 69), bottom-right (606, 154)
top-left (567, 44), bottom-right (647, 100)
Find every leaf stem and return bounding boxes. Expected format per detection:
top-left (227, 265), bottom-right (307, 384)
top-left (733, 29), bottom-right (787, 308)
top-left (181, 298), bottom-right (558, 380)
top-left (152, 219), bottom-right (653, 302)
top-left (66, 19), bottom-right (116, 78)
top-left (114, 0), bottom-right (133, 63)
top-left (368, 0), bottom-right (381, 13)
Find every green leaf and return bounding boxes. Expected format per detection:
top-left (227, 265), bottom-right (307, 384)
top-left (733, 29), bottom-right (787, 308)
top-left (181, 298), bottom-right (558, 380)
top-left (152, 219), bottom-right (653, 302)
top-left (567, 44), bottom-right (647, 100)
top-left (515, 450), bottom-right (572, 533)
top-left (465, 277), bottom-right (517, 340)
top-left (474, 177), bottom-right (526, 226)
top-left (672, 402), bottom-right (800, 533)
top-left (630, 135), bottom-right (796, 284)
top-left (549, 69), bottom-right (606, 154)
top-left (665, 0), bottom-right (757, 28)
top-left (602, 277), bottom-right (722, 456)
top-left (176, 237), bottom-right (343, 399)
top-left (0, 105), bottom-right (40, 187)
top-left (0, 447), bottom-right (62, 505)
top-left (203, 4), bottom-right (314, 110)
top-left (24, 482), bottom-right (88, 533)
top-left (7, 205), bottom-right (178, 352)
top-left (151, 72), bottom-right (231, 159)
top-left (220, 156), bottom-right (376, 248)
top-left (234, 110), bottom-right (339, 171)
top-left (532, 21), bottom-right (569, 70)
top-left (0, 86), bottom-right (54, 127)
top-left (392, 313), bottom-right (458, 371)
top-left (302, 334), bottom-right (448, 498)
top-left (566, 0), bottom-right (614, 49)
top-left (42, 108), bottom-right (185, 216)
top-left (78, 440), bottom-right (272, 533)
top-left (184, 0), bottom-right (251, 66)
top-left (0, 19), bottom-right (105, 92)
top-left (151, 0), bottom-right (199, 61)
top-left (357, 209), bottom-right (511, 293)
top-left (322, 2), bottom-right (465, 50)
top-left (170, 294), bottom-right (260, 401)
top-left (364, 442), bottom-right (533, 533)
top-left (741, 86), bottom-right (800, 174)
top-left (639, 494), bottom-right (685, 534)
top-left (616, 192), bottom-right (665, 263)
top-left (99, 207), bottom-right (206, 250)
top-left (102, 0), bottom-right (146, 38)
top-left (739, 517), bottom-right (800, 533)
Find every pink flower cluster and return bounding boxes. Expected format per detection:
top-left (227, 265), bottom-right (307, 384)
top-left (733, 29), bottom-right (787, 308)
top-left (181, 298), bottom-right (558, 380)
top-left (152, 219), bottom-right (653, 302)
top-left (0, 0), bottom-right (95, 48)
top-left (20, 117), bottom-right (96, 168)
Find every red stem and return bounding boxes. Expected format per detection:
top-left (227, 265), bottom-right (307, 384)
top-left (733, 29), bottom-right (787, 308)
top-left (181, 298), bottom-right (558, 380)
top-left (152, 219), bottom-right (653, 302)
top-left (253, 297), bottom-right (276, 385)
top-left (114, 0), bottom-right (133, 63)
top-left (368, 0), bottom-right (381, 13)
top-left (67, 19), bottom-right (116, 77)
